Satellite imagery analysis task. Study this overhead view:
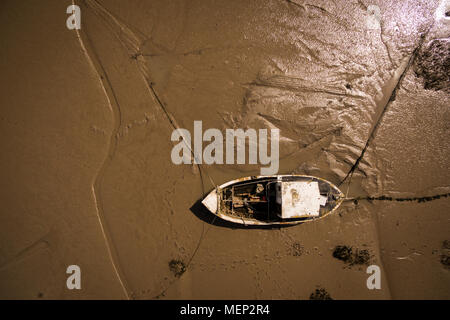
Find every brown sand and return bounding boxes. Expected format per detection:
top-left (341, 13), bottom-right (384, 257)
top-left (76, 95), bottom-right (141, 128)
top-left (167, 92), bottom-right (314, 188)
top-left (0, 0), bottom-right (448, 299)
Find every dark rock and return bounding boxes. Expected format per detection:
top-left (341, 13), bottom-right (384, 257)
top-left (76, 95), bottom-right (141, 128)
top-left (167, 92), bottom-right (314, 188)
top-left (309, 287), bottom-right (332, 300)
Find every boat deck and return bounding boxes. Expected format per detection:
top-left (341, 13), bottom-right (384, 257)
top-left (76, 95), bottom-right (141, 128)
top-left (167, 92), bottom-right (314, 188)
top-left (218, 176), bottom-right (341, 223)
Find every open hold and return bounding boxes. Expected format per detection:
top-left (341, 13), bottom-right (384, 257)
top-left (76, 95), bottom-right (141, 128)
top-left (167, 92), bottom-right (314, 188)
top-left (414, 39), bottom-right (450, 93)
top-left (309, 287), bottom-right (332, 300)
top-left (332, 245), bottom-right (371, 266)
top-left (169, 259), bottom-right (186, 277)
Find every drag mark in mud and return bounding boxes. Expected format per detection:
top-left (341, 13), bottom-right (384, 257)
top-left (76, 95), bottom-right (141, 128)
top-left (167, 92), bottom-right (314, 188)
top-left (134, 27), bottom-right (219, 303)
top-left (79, 0), bottom-right (218, 299)
top-left (285, 1), bottom-right (351, 29)
top-left (248, 75), bottom-right (365, 100)
top-left (357, 0), bottom-right (394, 68)
top-left (346, 192), bottom-right (450, 204)
top-left (72, 0), bottom-right (134, 299)
top-left (339, 24), bottom-right (435, 188)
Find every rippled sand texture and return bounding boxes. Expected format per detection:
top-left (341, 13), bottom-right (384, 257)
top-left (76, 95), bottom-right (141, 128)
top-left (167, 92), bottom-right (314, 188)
top-left (0, 0), bottom-right (448, 299)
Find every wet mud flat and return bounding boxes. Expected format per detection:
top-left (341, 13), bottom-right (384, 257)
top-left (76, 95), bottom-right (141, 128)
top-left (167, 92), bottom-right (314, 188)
top-left (0, 0), bottom-right (449, 299)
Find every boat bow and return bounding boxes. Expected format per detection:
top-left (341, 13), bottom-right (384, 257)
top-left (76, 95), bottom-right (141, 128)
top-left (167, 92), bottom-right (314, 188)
top-left (202, 188), bottom-right (218, 214)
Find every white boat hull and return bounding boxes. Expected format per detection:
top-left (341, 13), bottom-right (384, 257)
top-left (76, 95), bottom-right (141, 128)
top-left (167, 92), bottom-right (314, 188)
top-left (201, 175), bottom-right (344, 226)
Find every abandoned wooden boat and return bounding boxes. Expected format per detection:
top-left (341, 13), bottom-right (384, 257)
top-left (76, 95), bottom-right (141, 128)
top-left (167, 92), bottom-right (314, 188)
top-left (202, 175), bottom-right (344, 226)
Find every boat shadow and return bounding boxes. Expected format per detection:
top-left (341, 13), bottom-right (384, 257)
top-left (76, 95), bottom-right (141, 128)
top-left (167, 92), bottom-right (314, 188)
top-left (190, 199), bottom-right (296, 230)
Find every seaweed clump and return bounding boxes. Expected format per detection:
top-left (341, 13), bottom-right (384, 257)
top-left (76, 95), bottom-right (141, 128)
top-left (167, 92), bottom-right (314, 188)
top-left (440, 255), bottom-right (450, 268)
top-left (440, 240), bottom-right (450, 269)
top-left (290, 242), bottom-right (304, 257)
top-left (332, 245), bottom-right (371, 266)
top-left (414, 39), bottom-right (450, 93)
top-left (353, 249), bottom-right (371, 265)
top-left (333, 245), bottom-right (353, 263)
top-left (169, 259), bottom-right (186, 277)
top-left (309, 287), bottom-right (332, 300)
